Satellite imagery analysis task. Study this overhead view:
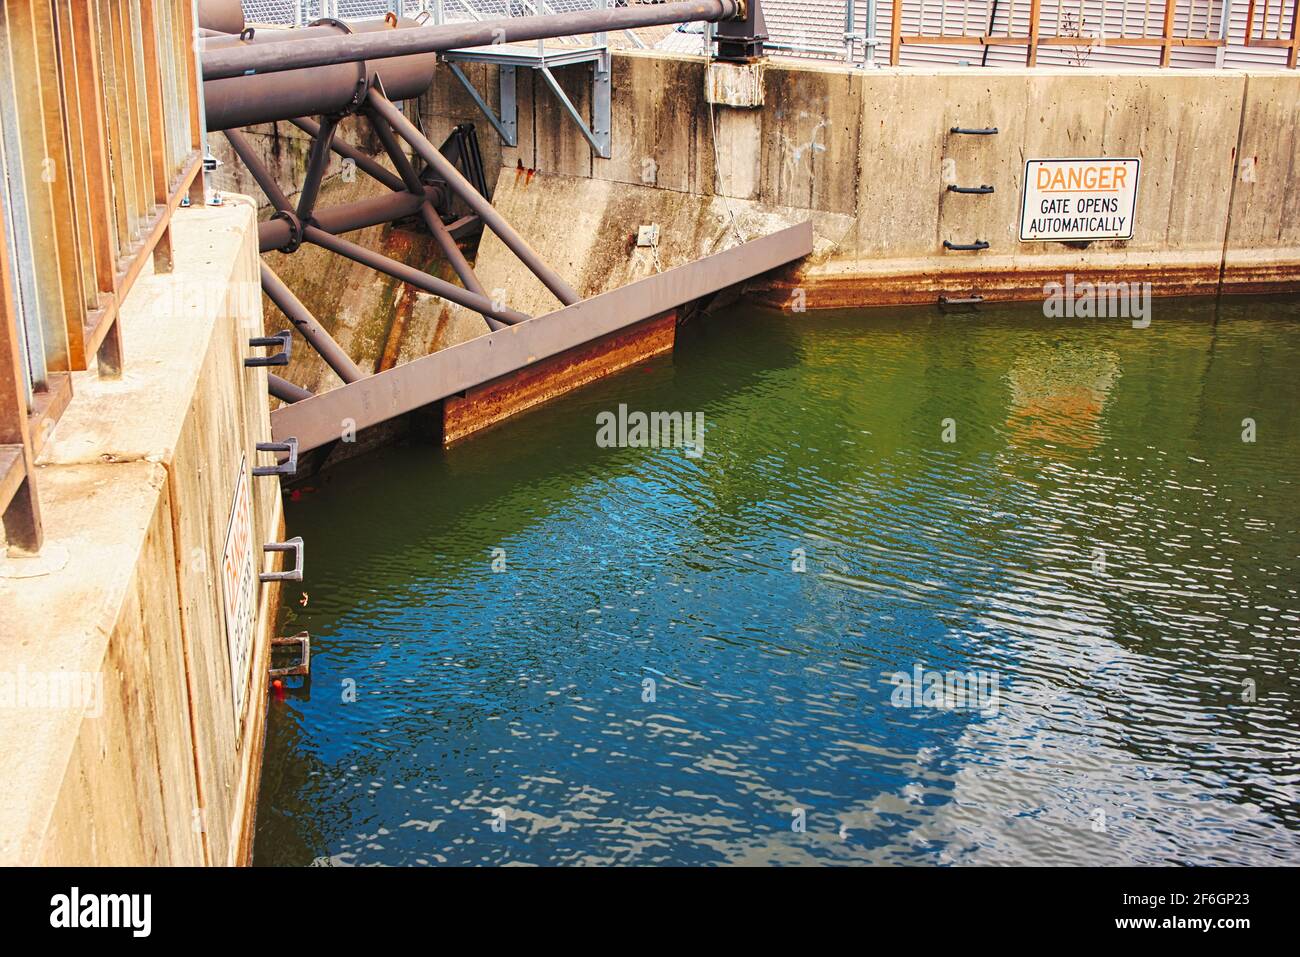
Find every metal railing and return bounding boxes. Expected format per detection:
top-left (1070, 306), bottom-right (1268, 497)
top-left (1, 0), bottom-right (205, 555)
top-left (889, 0), bottom-right (1229, 65)
top-left (1245, 0), bottom-right (1300, 65)
top-left (652, 0), bottom-right (1294, 67)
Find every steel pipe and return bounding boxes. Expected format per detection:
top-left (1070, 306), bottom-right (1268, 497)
top-left (258, 187), bottom-right (441, 252)
top-left (269, 374), bottom-right (314, 404)
top-left (201, 2), bottom-right (744, 82)
top-left (197, 0), bottom-right (244, 35)
top-left (367, 110), bottom-right (425, 195)
top-left (203, 18), bottom-right (439, 130)
top-left (420, 204), bottom-right (501, 332)
top-left (369, 89), bottom-right (580, 308)
top-left (304, 225), bottom-right (530, 326)
top-left (296, 115), bottom-right (340, 222)
top-left (261, 262), bottom-right (367, 384)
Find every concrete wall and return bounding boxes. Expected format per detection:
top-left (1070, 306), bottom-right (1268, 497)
top-left (0, 201), bottom-right (281, 865)
top-left (418, 54), bottom-right (1300, 309)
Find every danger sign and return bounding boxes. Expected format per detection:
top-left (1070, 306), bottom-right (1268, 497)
top-left (1020, 158), bottom-right (1139, 242)
top-left (221, 456), bottom-right (257, 739)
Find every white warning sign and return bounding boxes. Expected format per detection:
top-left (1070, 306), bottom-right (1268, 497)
top-left (1020, 158), bottom-right (1139, 242)
top-left (221, 456), bottom-right (257, 738)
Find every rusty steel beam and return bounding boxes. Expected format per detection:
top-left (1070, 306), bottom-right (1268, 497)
top-left (272, 221), bottom-right (813, 454)
top-left (261, 262), bottom-right (366, 384)
top-left (369, 89), bottom-right (580, 308)
top-left (201, 1), bottom-right (744, 82)
top-left (303, 225), bottom-right (530, 327)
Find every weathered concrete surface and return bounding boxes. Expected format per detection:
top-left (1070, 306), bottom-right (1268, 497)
top-left (453, 168), bottom-right (848, 330)
top-left (419, 53), bottom-right (1300, 308)
top-left (1220, 74), bottom-right (1300, 295)
top-left (0, 200), bottom-right (281, 865)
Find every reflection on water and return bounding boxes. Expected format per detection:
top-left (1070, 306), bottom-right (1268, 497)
top-left (254, 296), bottom-right (1300, 866)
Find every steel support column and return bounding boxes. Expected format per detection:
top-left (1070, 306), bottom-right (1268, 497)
top-left (297, 114), bottom-right (341, 223)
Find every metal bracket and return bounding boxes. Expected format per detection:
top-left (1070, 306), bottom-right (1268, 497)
top-left (260, 537), bottom-right (304, 583)
top-left (943, 240), bottom-right (990, 251)
top-left (270, 631), bottom-right (311, 679)
top-left (947, 184), bottom-right (995, 194)
top-left (245, 330), bottom-right (292, 367)
top-left (442, 45), bottom-right (611, 158)
top-left (447, 62), bottom-right (516, 147)
top-left (538, 63), bottom-right (610, 159)
top-left (253, 437), bottom-right (299, 477)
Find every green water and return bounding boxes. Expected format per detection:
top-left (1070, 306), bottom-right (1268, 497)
top-left (255, 296), bottom-right (1300, 866)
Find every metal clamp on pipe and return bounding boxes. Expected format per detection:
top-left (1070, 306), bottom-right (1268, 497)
top-left (269, 210), bottom-right (304, 253)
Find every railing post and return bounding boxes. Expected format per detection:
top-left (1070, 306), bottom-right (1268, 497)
top-left (845, 0), bottom-right (855, 62)
top-left (1161, 0), bottom-right (1177, 66)
top-left (864, 0), bottom-right (877, 67)
top-left (1026, 0), bottom-right (1042, 65)
top-left (1289, 0), bottom-right (1299, 69)
top-left (0, 193), bottom-right (43, 556)
top-left (890, 0), bottom-right (901, 64)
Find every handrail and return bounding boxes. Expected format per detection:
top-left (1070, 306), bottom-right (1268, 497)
top-left (0, 0), bottom-right (205, 555)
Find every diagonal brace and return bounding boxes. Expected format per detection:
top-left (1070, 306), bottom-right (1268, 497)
top-left (447, 62), bottom-right (517, 148)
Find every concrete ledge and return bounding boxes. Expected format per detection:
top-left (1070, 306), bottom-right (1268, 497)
top-left (0, 199), bottom-right (279, 865)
